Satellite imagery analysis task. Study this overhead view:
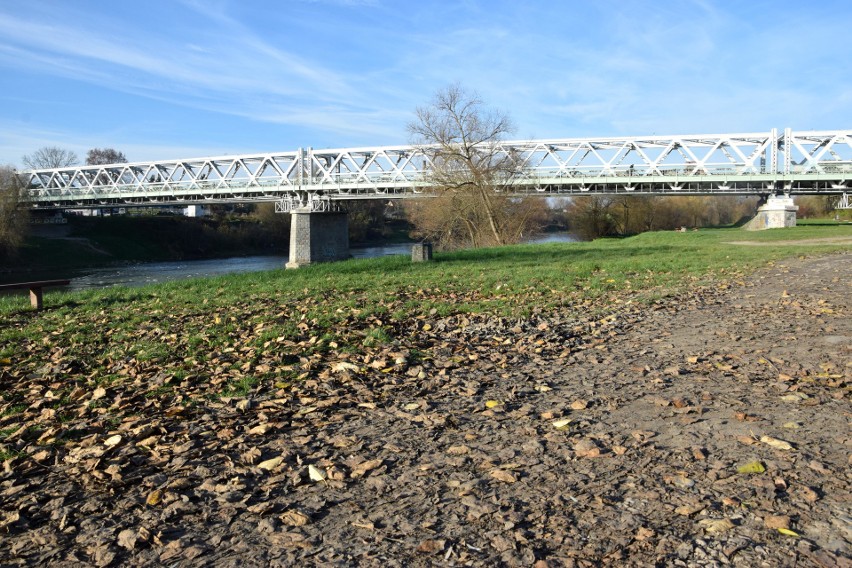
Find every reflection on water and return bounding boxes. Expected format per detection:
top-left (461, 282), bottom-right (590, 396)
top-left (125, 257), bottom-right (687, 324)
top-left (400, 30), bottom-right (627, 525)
top-left (65, 242), bottom-right (419, 291)
top-left (6, 234), bottom-right (576, 292)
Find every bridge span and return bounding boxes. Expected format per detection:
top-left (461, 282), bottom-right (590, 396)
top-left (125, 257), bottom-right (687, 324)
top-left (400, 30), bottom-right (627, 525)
top-left (23, 128), bottom-right (852, 210)
top-left (21, 127), bottom-right (852, 267)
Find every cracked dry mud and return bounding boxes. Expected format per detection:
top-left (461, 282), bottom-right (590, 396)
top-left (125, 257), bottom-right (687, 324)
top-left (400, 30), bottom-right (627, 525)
top-left (1, 253), bottom-right (850, 567)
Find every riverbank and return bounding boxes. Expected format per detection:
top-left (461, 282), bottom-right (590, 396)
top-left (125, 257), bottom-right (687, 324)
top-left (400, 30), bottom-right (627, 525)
top-left (0, 226), bottom-right (850, 566)
top-left (1, 214), bottom-right (414, 282)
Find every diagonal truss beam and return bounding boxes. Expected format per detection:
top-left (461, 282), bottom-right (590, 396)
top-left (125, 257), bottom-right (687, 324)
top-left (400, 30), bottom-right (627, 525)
top-left (22, 129), bottom-right (852, 208)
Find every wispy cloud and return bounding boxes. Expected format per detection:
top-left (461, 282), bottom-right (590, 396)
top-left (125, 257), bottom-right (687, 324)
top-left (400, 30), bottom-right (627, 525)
top-left (0, 3), bottom-right (395, 141)
top-left (0, 0), bottom-right (848, 166)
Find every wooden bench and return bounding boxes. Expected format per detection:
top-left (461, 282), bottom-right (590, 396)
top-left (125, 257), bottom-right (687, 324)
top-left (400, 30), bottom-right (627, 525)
top-left (0, 279), bottom-right (71, 309)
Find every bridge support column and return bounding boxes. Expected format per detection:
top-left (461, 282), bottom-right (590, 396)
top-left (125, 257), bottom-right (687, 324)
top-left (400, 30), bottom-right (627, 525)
top-left (744, 195), bottom-right (798, 231)
top-left (285, 209), bottom-right (350, 269)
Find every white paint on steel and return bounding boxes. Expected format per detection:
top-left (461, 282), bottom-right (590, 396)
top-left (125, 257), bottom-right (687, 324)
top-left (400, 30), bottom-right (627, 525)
top-left (22, 129), bottom-right (852, 208)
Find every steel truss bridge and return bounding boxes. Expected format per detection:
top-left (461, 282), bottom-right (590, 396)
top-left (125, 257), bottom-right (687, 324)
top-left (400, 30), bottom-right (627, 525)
top-left (23, 128), bottom-right (852, 211)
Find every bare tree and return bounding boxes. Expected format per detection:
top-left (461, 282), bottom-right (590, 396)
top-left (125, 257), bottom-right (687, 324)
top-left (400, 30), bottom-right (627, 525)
top-left (86, 148), bottom-right (128, 165)
top-left (407, 84), bottom-right (545, 249)
top-left (22, 146), bottom-right (78, 169)
top-left (0, 166), bottom-right (29, 259)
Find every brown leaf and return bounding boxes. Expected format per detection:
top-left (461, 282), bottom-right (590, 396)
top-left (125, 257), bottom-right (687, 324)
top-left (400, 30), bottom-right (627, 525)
top-left (241, 448), bottom-right (262, 465)
top-left (416, 539), bottom-right (446, 554)
top-left (797, 486), bottom-right (819, 503)
top-left (350, 459), bottom-right (383, 479)
top-left (760, 435), bottom-right (794, 451)
top-left (574, 439), bottom-right (601, 458)
top-left (631, 430), bottom-right (655, 443)
top-left (698, 518), bottom-right (735, 533)
top-left (675, 502), bottom-right (706, 516)
top-left (31, 449), bottom-right (51, 462)
top-left (258, 456), bottom-right (283, 471)
top-left (351, 519), bottom-right (375, 530)
top-left (104, 434), bottom-right (122, 448)
top-left (668, 475), bottom-right (695, 489)
top-left (764, 515), bottom-right (790, 530)
top-left (280, 510), bottom-right (311, 527)
top-left (117, 529), bottom-right (138, 550)
top-left (248, 424), bottom-right (271, 435)
top-left (490, 469), bottom-right (517, 483)
top-left (635, 526), bottom-right (655, 541)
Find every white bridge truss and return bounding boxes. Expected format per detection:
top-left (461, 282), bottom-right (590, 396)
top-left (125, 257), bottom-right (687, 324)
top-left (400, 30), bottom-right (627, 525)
top-left (23, 128), bottom-right (852, 210)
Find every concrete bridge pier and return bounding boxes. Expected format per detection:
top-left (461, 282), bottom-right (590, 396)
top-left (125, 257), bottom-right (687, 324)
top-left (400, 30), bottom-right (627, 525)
top-left (285, 208), bottom-right (350, 269)
top-left (744, 194), bottom-right (798, 230)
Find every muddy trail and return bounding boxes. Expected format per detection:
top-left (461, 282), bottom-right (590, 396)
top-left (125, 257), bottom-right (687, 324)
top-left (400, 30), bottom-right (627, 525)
top-left (0, 253), bottom-right (849, 567)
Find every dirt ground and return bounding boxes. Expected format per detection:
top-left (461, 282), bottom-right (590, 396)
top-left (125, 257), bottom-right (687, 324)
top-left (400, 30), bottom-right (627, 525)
top-left (1, 253), bottom-right (850, 567)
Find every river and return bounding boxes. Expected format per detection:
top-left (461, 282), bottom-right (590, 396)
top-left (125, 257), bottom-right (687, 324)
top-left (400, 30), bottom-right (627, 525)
top-left (6, 234), bottom-right (576, 292)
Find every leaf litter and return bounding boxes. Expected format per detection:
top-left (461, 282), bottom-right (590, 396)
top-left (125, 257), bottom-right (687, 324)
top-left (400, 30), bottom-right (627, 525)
top-left (0, 255), bottom-right (849, 566)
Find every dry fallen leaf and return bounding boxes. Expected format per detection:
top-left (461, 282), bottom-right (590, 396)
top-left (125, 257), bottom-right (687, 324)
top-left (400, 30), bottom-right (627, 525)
top-left (308, 464), bottom-right (326, 482)
top-left (669, 475), bottom-right (695, 489)
top-left (331, 361), bottom-right (359, 373)
top-left (675, 503), bottom-right (706, 516)
top-left (760, 435), bottom-right (794, 451)
top-left (104, 435), bottom-right (122, 448)
top-left (280, 510), bottom-right (311, 527)
top-left (490, 469), bottom-right (517, 483)
top-left (248, 424), bottom-right (271, 435)
top-left (635, 526), bottom-right (655, 540)
top-left (146, 489), bottom-right (162, 507)
top-left (797, 486), bottom-right (819, 503)
top-left (117, 529), bottom-right (138, 550)
top-left (764, 515), bottom-right (790, 530)
top-left (574, 439), bottom-right (601, 458)
top-left (350, 459), bottom-right (383, 479)
top-left (31, 449), bottom-right (51, 461)
top-left (631, 430), bottom-right (655, 443)
top-left (551, 418), bottom-right (572, 430)
top-left (241, 448), bottom-right (262, 465)
top-left (351, 519), bottom-right (375, 530)
top-left (258, 456), bottom-right (283, 471)
top-left (698, 518), bottom-right (735, 533)
top-left (416, 539), bottom-right (445, 553)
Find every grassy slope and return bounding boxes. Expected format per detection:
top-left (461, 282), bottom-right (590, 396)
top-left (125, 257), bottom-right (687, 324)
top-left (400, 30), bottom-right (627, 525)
top-left (1, 223), bottom-right (850, 350)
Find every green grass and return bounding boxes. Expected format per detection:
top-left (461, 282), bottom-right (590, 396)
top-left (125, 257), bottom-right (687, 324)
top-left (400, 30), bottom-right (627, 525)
top-left (0, 224), bottom-right (850, 398)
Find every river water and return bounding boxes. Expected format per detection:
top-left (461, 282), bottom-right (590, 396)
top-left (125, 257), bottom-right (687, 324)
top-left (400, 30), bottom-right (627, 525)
top-left (8, 234), bottom-right (576, 292)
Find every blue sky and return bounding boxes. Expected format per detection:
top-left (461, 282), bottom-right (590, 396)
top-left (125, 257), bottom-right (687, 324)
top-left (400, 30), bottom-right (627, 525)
top-left (0, 0), bottom-right (849, 167)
